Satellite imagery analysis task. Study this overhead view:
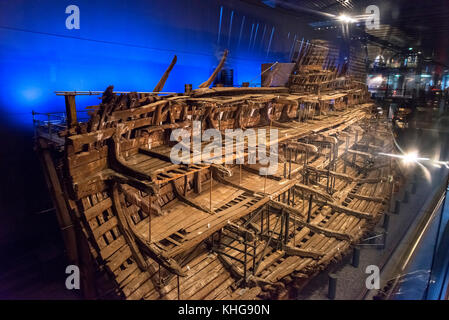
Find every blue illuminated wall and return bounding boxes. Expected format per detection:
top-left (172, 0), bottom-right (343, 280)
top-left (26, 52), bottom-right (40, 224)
top-left (0, 0), bottom-right (317, 127)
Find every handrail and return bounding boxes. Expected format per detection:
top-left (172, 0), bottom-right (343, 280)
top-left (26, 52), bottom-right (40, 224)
top-left (384, 176), bottom-right (449, 299)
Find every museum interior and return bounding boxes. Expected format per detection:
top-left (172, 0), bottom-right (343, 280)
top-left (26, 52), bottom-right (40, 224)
top-left (1, 0), bottom-right (449, 301)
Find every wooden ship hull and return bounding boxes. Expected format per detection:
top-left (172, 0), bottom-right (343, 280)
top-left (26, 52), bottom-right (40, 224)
top-left (34, 42), bottom-right (401, 300)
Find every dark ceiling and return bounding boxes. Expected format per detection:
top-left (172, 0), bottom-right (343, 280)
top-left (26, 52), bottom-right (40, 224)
top-left (250, 0), bottom-right (449, 65)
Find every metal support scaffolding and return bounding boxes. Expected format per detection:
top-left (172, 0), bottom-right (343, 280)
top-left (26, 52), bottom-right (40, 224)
top-left (212, 229), bottom-right (257, 282)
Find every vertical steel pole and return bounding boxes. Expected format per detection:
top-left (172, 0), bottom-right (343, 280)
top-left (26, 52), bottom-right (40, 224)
top-left (210, 173), bottom-right (213, 211)
top-left (148, 196), bottom-right (152, 242)
top-left (328, 274), bottom-right (337, 300)
top-left (177, 275), bottom-right (180, 300)
top-left (307, 194), bottom-right (313, 223)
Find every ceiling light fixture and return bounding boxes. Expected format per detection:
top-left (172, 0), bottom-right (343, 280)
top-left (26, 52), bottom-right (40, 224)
top-left (337, 14), bottom-right (357, 23)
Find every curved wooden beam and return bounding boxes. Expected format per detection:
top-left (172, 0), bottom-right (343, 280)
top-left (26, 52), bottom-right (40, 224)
top-left (199, 49), bottom-right (229, 88)
top-left (153, 55), bottom-right (177, 93)
top-left (108, 132), bottom-right (153, 182)
top-left (269, 200), bottom-right (352, 241)
top-left (112, 183), bottom-right (186, 276)
top-left (284, 141), bottom-right (318, 154)
top-left (294, 183), bottom-right (335, 202)
top-left (111, 184), bottom-right (149, 270)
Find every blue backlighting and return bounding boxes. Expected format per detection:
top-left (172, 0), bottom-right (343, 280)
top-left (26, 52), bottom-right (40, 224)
top-left (0, 0), bottom-right (319, 128)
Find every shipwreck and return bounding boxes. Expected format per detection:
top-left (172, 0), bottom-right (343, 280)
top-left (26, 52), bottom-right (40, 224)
top-left (34, 40), bottom-right (400, 300)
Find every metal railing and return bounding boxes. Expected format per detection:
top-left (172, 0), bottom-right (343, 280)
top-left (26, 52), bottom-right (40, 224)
top-left (32, 110), bottom-right (90, 143)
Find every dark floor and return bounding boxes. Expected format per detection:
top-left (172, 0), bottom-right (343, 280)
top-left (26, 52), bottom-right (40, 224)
top-left (0, 120), bottom-right (80, 299)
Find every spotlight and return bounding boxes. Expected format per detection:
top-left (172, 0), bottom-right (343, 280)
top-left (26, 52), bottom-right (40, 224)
top-left (337, 14), bottom-right (357, 23)
top-left (378, 151), bottom-right (429, 165)
top-left (403, 151), bottom-right (418, 164)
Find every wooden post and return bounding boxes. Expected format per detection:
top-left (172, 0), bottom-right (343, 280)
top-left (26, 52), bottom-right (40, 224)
top-left (64, 94), bottom-right (77, 128)
top-left (184, 84), bottom-right (192, 94)
top-left (194, 171), bottom-right (202, 194)
top-left (239, 164), bottom-right (242, 185)
top-left (263, 173), bottom-right (267, 194)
